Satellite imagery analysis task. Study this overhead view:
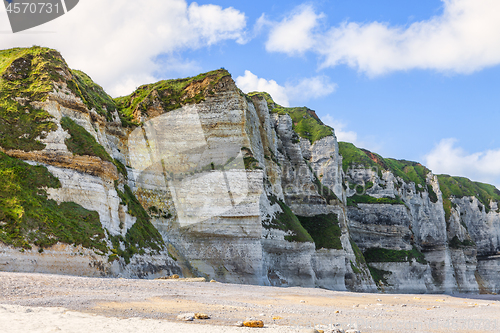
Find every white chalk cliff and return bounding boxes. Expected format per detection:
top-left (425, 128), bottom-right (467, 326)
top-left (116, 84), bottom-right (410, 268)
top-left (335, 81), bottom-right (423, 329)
top-left (0, 47), bottom-right (499, 294)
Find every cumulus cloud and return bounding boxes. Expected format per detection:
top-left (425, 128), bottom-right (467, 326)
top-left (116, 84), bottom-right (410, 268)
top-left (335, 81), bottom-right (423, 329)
top-left (425, 138), bottom-right (500, 188)
top-left (265, 0), bottom-right (500, 75)
top-left (235, 70), bottom-right (290, 106)
top-left (235, 70), bottom-right (336, 106)
top-left (0, 0), bottom-right (246, 96)
top-left (265, 5), bottom-right (323, 55)
top-left (322, 115), bottom-right (358, 143)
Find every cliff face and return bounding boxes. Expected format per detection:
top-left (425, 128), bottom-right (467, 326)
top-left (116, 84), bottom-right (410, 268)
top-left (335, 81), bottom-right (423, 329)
top-left (1, 47), bottom-right (499, 294)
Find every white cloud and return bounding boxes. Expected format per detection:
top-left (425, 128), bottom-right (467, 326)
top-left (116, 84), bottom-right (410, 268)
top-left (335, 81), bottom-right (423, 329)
top-left (265, 0), bottom-right (500, 75)
top-left (322, 115), bottom-right (358, 143)
top-left (0, 0), bottom-right (246, 96)
top-left (322, 115), bottom-right (382, 153)
top-left (235, 71), bottom-right (336, 106)
top-left (235, 70), bottom-right (290, 106)
top-left (265, 5), bottom-right (323, 55)
top-left (425, 138), bottom-right (500, 188)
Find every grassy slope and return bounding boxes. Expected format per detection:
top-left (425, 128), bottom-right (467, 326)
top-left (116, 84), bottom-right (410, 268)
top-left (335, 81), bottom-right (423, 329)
top-left (67, 70), bottom-right (117, 121)
top-left (248, 92), bottom-right (333, 144)
top-left (61, 117), bottom-right (127, 178)
top-left (0, 47), bottom-right (61, 151)
top-left (338, 142), bottom-right (431, 191)
top-left (0, 47), bottom-right (117, 151)
top-left (438, 175), bottom-right (500, 219)
top-left (438, 175), bottom-right (500, 207)
top-left (114, 69), bottom-right (230, 126)
top-left (61, 117), bottom-right (112, 162)
top-left (0, 47), bottom-right (161, 262)
top-left (0, 152), bottom-right (108, 252)
top-left (297, 214), bottom-right (342, 250)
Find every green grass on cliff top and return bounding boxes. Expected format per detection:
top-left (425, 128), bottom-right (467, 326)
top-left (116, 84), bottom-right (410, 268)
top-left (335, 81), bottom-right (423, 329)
top-left (437, 175), bottom-right (500, 214)
top-left (0, 151), bottom-right (108, 252)
top-left (0, 46), bottom-right (117, 151)
top-left (114, 69), bottom-right (230, 126)
top-left (338, 142), bottom-right (431, 191)
top-left (248, 92), bottom-right (333, 144)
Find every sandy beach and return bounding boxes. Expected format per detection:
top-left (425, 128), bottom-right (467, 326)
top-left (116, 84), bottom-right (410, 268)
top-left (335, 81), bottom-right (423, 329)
top-left (1, 271), bottom-right (499, 333)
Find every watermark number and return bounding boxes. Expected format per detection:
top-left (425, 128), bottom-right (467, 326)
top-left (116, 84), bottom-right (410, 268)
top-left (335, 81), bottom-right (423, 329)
top-left (6, 2), bottom-right (59, 14)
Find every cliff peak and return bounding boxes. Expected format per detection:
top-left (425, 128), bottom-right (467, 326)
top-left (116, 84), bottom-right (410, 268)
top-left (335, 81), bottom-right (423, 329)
top-left (114, 68), bottom-right (231, 125)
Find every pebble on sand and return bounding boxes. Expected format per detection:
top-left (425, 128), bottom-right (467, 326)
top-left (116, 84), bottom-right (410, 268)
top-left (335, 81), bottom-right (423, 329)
top-left (177, 313), bottom-right (194, 321)
top-left (243, 320), bottom-right (264, 328)
top-left (194, 313), bottom-right (210, 319)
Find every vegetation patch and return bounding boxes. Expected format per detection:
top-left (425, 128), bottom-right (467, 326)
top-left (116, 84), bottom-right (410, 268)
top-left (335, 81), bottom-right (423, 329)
top-left (384, 159), bottom-right (430, 192)
top-left (368, 265), bottom-right (392, 287)
top-left (449, 236), bottom-right (475, 249)
top-left (347, 194), bottom-right (404, 207)
top-left (66, 70), bottom-right (116, 121)
top-left (248, 92), bottom-right (333, 144)
top-left (115, 69), bottom-right (230, 126)
top-left (438, 175), bottom-right (500, 214)
top-left (0, 46), bottom-right (62, 151)
top-left (244, 156), bottom-right (261, 170)
top-left (350, 238), bottom-right (367, 266)
top-left (112, 184), bottom-right (165, 264)
top-left (363, 247), bottom-right (427, 265)
top-left (427, 184), bottom-right (438, 203)
top-left (265, 195), bottom-right (313, 243)
top-left (61, 117), bottom-right (112, 161)
top-left (350, 261), bottom-right (361, 274)
top-left (338, 142), bottom-right (383, 175)
top-left (0, 152), bottom-right (107, 252)
top-left (297, 213), bottom-right (342, 250)
top-left (61, 117), bottom-right (127, 178)
top-left (338, 142), bottom-right (431, 192)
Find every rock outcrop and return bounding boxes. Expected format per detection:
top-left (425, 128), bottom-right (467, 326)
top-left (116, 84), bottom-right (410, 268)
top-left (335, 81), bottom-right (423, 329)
top-left (0, 47), bottom-right (499, 294)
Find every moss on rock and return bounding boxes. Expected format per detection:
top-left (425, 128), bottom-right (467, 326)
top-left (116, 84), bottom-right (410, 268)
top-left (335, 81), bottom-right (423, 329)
top-left (0, 46), bottom-right (62, 151)
top-left (112, 184), bottom-right (165, 264)
top-left (297, 213), bottom-right (342, 250)
top-left (363, 246), bottom-right (427, 265)
top-left (0, 152), bottom-right (108, 252)
top-left (265, 195), bottom-right (313, 243)
top-left (248, 92), bottom-right (333, 144)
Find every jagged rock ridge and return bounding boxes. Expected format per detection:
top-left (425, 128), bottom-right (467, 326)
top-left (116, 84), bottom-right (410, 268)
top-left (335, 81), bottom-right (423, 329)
top-left (0, 47), bottom-right (499, 293)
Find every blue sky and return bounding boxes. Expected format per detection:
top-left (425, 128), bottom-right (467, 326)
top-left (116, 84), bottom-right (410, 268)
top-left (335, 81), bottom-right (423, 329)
top-left (2, 0), bottom-right (500, 187)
